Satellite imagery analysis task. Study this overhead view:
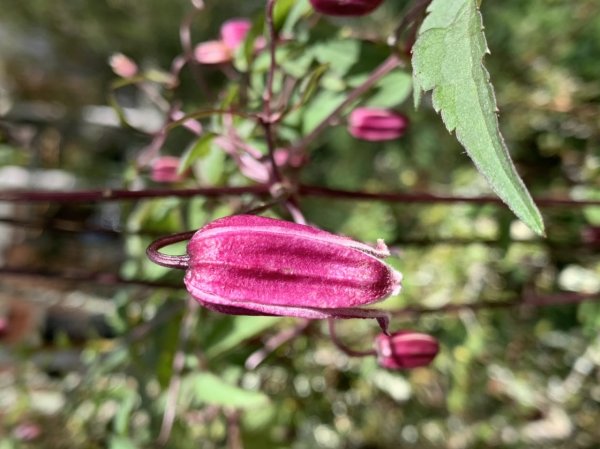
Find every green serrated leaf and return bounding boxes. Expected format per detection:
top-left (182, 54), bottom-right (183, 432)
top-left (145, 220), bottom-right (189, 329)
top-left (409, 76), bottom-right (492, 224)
top-left (188, 372), bottom-right (269, 409)
top-left (412, 0), bottom-right (545, 235)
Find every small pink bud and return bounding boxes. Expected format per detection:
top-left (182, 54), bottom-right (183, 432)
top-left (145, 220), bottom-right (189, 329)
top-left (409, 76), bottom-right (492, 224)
top-left (148, 216), bottom-right (401, 327)
top-left (170, 110), bottom-right (203, 136)
top-left (309, 0), bottom-right (384, 16)
top-left (194, 40), bottom-right (233, 65)
top-left (375, 331), bottom-right (439, 370)
top-left (274, 148), bottom-right (308, 169)
top-left (150, 156), bottom-right (186, 183)
top-left (348, 108), bottom-right (409, 141)
top-left (109, 53), bottom-right (138, 78)
top-left (13, 422), bottom-right (41, 442)
top-left (220, 19), bottom-right (252, 50)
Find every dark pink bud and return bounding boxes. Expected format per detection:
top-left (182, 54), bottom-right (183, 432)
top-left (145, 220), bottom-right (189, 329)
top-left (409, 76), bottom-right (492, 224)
top-left (220, 18), bottom-right (252, 50)
top-left (309, 0), bottom-right (384, 16)
top-left (348, 107), bottom-right (409, 141)
top-left (150, 156), bottom-right (186, 183)
top-left (375, 331), bottom-right (439, 369)
top-left (194, 40), bottom-right (232, 65)
top-left (166, 215), bottom-right (401, 323)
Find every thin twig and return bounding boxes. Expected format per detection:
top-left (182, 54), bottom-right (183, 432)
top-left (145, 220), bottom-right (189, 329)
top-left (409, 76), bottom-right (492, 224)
top-left (390, 292), bottom-right (600, 318)
top-left (0, 267), bottom-right (182, 290)
top-left (225, 409), bottom-right (244, 449)
top-left (0, 185), bottom-right (269, 203)
top-left (245, 320), bottom-right (311, 370)
top-left (179, 3), bottom-right (211, 99)
top-left (293, 54), bottom-right (403, 151)
top-left (261, 0), bottom-right (283, 183)
top-left (2, 184), bottom-right (597, 207)
top-left (298, 185), bottom-right (600, 208)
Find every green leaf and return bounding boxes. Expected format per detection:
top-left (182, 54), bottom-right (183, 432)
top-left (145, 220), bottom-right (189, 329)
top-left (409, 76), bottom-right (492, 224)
top-left (412, 0), bottom-right (545, 235)
top-left (187, 372), bottom-right (270, 409)
top-left (273, 0), bottom-right (296, 31)
top-left (366, 71), bottom-right (412, 108)
top-left (302, 90), bottom-right (346, 134)
top-left (179, 133), bottom-right (215, 174)
top-left (312, 39), bottom-right (359, 76)
top-left (204, 316), bottom-right (280, 358)
top-left (109, 436), bottom-right (137, 449)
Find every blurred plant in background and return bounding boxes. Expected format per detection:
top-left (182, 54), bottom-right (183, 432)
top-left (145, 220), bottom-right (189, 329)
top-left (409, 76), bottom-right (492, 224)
top-left (0, 0), bottom-right (599, 448)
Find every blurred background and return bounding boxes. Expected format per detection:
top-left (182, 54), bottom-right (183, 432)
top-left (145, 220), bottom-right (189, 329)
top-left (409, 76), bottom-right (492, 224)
top-left (0, 0), bottom-right (599, 448)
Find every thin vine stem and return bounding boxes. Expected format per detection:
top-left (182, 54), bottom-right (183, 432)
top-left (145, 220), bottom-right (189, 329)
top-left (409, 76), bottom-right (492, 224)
top-left (0, 185), bottom-right (269, 203)
top-left (261, 0), bottom-right (283, 184)
top-left (2, 184), bottom-right (598, 208)
top-left (293, 54), bottom-right (403, 151)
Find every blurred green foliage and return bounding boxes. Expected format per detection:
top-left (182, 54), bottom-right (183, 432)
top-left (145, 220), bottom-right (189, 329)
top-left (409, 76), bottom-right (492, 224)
top-left (0, 1), bottom-right (598, 448)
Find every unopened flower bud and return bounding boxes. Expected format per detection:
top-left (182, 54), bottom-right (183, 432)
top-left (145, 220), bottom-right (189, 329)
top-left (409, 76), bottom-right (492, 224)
top-left (148, 215), bottom-right (402, 327)
top-left (150, 156), bottom-right (186, 183)
top-left (220, 18), bottom-right (252, 50)
top-left (274, 148), bottom-right (308, 169)
top-left (194, 40), bottom-right (232, 65)
top-left (309, 0), bottom-right (384, 16)
top-left (375, 331), bottom-right (439, 369)
top-left (348, 107), bottom-right (409, 141)
top-left (13, 422), bottom-right (41, 442)
top-left (109, 53), bottom-right (138, 78)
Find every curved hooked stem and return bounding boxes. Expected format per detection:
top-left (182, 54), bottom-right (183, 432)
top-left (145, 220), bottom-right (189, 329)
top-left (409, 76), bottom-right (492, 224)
top-left (146, 230), bottom-right (196, 270)
top-left (328, 319), bottom-right (377, 358)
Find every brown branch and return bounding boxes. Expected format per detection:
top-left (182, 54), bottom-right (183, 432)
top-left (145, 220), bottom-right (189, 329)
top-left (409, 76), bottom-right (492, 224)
top-left (1, 184), bottom-right (597, 207)
top-left (0, 185), bottom-right (269, 203)
top-left (0, 267), bottom-right (183, 290)
top-left (298, 185), bottom-right (600, 207)
top-left (390, 291), bottom-right (599, 318)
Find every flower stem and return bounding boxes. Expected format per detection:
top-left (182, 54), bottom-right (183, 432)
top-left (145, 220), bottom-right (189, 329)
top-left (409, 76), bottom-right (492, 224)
top-left (261, 0), bottom-right (283, 184)
top-left (146, 230), bottom-right (195, 269)
top-left (327, 319), bottom-right (377, 358)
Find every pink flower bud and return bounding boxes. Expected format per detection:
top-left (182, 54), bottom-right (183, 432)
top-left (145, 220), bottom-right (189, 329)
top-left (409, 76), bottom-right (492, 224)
top-left (194, 40), bottom-right (233, 65)
top-left (274, 148), bottom-right (308, 169)
top-left (348, 108), bottom-right (409, 141)
top-left (109, 53), bottom-right (138, 78)
top-left (375, 331), bottom-right (439, 370)
top-left (148, 215), bottom-right (401, 327)
top-left (150, 156), bottom-right (186, 183)
top-left (220, 18), bottom-right (252, 50)
top-left (13, 422), bottom-right (41, 442)
top-left (309, 0), bottom-right (384, 16)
